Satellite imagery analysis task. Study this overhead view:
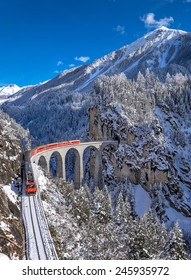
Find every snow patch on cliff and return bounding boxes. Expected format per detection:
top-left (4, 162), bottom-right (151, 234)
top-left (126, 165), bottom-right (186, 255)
top-left (1, 184), bottom-right (18, 204)
top-left (134, 185), bottom-right (151, 216)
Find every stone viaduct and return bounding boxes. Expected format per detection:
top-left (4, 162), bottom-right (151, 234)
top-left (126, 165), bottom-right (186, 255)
top-left (31, 141), bottom-right (118, 188)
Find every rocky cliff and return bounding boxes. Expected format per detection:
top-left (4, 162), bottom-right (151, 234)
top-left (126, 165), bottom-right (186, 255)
top-left (0, 187), bottom-right (24, 259)
top-left (88, 73), bottom-right (191, 231)
top-left (0, 110), bottom-right (29, 259)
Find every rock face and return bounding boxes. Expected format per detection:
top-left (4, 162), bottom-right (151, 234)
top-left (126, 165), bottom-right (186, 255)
top-left (0, 111), bottom-right (28, 259)
top-left (0, 122), bottom-right (22, 184)
top-left (0, 188), bottom-right (24, 259)
top-left (89, 107), bottom-right (168, 188)
top-left (0, 110), bottom-right (29, 184)
top-left (88, 72), bottom-right (191, 225)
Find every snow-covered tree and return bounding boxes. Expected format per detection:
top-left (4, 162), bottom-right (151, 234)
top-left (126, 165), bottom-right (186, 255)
top-left (128, 211), bottom-right (169, 260)
top-left (165, 221), bottom-right (188, 260)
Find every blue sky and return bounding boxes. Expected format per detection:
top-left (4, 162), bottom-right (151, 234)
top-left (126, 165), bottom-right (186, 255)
top-left (0, 0), bottom-right (190, 87)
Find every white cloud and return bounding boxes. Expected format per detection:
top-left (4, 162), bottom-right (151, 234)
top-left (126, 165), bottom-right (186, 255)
top-left (141, 12), bottom-right (174, 29)
top-left (113, 25), bottom-right (126, 34)
top-left (53, 70), bottom-right (63, 74)
top-left (74, 56), bottom-right (90, 63)
top-left (69, 64), bottom-right (75, 67)
top-left (57, 61), bottom-right (64, 66)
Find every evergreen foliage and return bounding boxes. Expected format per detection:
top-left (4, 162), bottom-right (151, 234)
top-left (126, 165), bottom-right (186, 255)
top-left (45, 179), bottom-right (189, 260)
top-left (165, 221), bottom-right (188, 260)
top-left (92, 71), bottom-right (191, 123)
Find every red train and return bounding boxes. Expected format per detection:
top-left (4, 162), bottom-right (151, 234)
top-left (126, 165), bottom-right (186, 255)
top-left (30, 140), bottom-right (80, 157)
top-left (26, 140), bottom-right (80, 194)
top-left (25, 171), bottom-right (37, 194)
top-left (25, 150), bottom-right (37, 194)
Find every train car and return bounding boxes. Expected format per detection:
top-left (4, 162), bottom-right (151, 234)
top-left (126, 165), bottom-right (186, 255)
top-left (57, 141), bottom-right (69, 147)
top-left (36, 145), bottom-right (47, 153)
top-left (26, 181), bottom-right (37, 194)
top-left (46, 143), bottom-right (59, 149)
top-left (25, 140), bottom-right (80, 194)
top-left (68, 140), bottom-right (80, 145)
top-left (25, 171), bottom-right (37, 194)
top-left (25, 151), bottom-right (37, 194)
top-left (30, 140), bottom-right (81, 157)
top-left (30, 149), bottom-right (37, 157)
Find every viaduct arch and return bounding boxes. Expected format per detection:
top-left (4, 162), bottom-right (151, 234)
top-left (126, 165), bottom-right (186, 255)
top-left (31, 141), bottom-right (118, 188)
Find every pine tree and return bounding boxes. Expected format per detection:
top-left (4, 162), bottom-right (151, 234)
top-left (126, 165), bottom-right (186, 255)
top-left (165, 221), bottom-right (188, 260)
top-left (128, 216), bottom-right (146, 259)
top-left (128, 211), bottom-right (169, 260)
top-left (141, 212), bottom-right (169, 259)
top-left (81, 186), bottom-right (120, 259)
top-left (113, 192), bottom-right (133, 259)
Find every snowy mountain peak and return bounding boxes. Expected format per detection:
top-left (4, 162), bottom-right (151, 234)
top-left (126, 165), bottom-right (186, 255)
top-left (144, 26), bottom-right (186, 41)
top-left (0, 84), bottom-right (21, 105)
top-left (155, 26), bottom-right (183, 32)
top-left (158, 26), bottom-right (169, 31)
top-left (0, 84), bottom-right (20, 97)
top-left (152, 25), bottom-right (186, 34)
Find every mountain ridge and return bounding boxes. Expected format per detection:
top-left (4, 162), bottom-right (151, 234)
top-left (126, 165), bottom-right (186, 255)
top-left (2, 26), bottom-right (191, 108)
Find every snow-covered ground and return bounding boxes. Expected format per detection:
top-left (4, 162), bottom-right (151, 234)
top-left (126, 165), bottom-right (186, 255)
top-left (166, 203), bottom-right (191, 232)
top-left (134, 185), bottom-right (151, 216)
top-left (1, 184), bottom-right (19, 204)
top-left (134, 184), bottom-right (191, 233)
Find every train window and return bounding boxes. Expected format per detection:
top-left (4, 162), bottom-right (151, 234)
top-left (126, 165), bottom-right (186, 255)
top-left (28, 184), bottom-right (35, 188)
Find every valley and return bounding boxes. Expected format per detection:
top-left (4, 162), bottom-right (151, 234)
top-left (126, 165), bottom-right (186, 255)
top-left (0, 27), bottom-right (191, 259)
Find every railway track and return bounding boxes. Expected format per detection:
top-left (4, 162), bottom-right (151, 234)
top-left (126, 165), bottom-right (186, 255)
top-left (22, 191), bottom-right (58, 260)
top-left (22, 193), bottom-right (47, 260)
top-left (22, 183), bottom-right (58, 260)
top-left (28, 195), bottom-right (47, 260)
top-left (22, 152), bottom-right (58, 260)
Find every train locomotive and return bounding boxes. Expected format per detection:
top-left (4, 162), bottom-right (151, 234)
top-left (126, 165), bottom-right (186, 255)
top-left (25, 151), bottom-right (37, 194)
top-left (25, 171), bottom-right (37, 194)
